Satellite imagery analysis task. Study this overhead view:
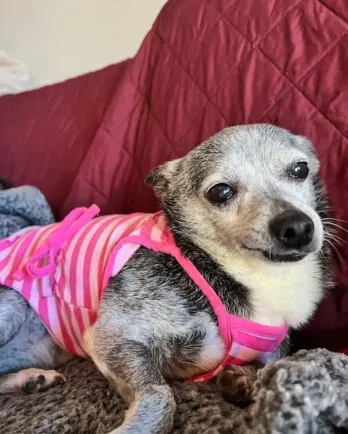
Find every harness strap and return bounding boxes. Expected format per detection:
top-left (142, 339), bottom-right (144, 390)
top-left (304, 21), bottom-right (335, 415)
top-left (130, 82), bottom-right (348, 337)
top-left (13, 205), bottom-right (100, 280)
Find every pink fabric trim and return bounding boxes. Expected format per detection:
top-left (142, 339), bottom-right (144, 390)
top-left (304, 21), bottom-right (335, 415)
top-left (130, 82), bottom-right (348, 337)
top-left (13, 205), bottom-right (100, 281)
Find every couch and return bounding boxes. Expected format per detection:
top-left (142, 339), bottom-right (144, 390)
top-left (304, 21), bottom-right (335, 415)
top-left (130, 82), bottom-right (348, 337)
top-left (0, 0), bottom-right (347, 432)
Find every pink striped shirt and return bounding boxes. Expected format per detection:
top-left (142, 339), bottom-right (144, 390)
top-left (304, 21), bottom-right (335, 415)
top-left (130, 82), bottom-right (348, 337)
top-left (0, 205), bottom-right (288, 382)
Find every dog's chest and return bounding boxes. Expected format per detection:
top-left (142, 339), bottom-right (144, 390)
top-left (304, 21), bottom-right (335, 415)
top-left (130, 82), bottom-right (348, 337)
top-left (226, 254), bottom-right (323, 328)
top-left (194, 317), bottom-right (226, 373)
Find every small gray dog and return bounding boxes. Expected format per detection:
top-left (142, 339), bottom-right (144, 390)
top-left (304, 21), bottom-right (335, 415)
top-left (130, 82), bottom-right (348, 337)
top-left (0, 124), bottom-right (331, 434)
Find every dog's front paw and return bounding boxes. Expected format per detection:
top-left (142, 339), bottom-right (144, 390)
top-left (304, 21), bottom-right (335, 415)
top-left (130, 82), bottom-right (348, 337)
top-left (217, 365), bottom-right (257, 407)
top-left (19, 368), bottom-right (66, 393)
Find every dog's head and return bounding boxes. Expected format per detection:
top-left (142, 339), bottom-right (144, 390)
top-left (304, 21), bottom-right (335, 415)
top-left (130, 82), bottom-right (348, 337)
top-left (146, 124), bottom-right (326, 263)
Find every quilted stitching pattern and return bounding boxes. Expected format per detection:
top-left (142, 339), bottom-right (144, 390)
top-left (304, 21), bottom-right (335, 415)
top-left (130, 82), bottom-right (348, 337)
top-left (0, 0), bottom-right (347, 349)
top-left (0, 62), bottom-right (129, 215)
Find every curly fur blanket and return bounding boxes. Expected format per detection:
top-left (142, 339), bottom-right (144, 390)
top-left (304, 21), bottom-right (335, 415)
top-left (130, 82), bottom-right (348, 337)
top-left (1, 350), bottom-right (348, 434)
top-left (1, 186), bottom-right (348, 434)
top-left (0, 185), bottom-right (54, 238)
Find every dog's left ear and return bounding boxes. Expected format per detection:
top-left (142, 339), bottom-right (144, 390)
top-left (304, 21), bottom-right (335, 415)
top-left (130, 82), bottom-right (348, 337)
top-left (145, 159), bottom-right (180, 200)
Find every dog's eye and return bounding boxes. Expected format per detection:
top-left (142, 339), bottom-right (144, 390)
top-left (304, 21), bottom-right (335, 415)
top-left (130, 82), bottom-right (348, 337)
top-left (206, 184), bottom-right (234, 204)
top-left (289, 162), bottom-right (309, 180)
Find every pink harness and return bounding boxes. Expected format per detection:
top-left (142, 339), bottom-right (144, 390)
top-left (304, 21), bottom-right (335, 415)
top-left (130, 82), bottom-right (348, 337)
top-left (0, 206), bottom-right (288, 382)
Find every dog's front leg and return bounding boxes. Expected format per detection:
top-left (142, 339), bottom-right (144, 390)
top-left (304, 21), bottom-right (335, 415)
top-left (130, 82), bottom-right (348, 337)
top-left (217, 338), bottom-right (290, 406)
top-left (86, 332), bottom-right (175, 434)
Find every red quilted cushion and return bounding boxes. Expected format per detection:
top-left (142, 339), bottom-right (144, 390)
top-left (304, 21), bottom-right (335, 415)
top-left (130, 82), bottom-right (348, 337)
top-left (0, 61), bottom-right (129, 215)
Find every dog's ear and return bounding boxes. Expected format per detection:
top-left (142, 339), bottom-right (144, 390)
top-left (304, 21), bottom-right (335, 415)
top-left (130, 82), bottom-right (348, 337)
top-left (145, 159), bottom-right (180, 199)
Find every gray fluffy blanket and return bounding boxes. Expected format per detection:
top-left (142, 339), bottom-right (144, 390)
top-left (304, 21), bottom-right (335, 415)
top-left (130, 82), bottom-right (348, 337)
top-left (0, 186), bottom-right (348, 434)
top-left (0, 185), bottom-right (55, 238)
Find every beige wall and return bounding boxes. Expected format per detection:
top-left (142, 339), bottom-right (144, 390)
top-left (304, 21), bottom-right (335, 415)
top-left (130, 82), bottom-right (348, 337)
top-left (0, 0), bottom-right (167, 86)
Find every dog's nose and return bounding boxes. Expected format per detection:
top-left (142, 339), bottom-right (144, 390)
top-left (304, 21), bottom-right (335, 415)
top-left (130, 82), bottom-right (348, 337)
top-left (269, 210), bottom-right (314, 249)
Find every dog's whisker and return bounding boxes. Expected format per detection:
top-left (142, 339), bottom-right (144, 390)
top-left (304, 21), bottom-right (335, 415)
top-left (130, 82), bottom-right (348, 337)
top-left (323, 222), bottom-right (348, 236)
top-left (324, 232), bottom-right (348, 247)
top-left (324, 235), bottom-right (343, 248)
top-left (325, 239), bottom-right (341, 257)
top-left (323, 231), bottom-right (341, 249)
top-left (322, 217), bottom-right (348, 224)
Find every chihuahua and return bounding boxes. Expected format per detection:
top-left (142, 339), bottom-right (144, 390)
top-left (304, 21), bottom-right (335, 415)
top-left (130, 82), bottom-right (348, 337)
top-left (0, 124), bottom-right (331, 434)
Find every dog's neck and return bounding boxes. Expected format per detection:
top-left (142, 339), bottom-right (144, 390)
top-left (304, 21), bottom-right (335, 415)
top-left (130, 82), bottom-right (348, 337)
top-left (165, 213), bottom-right (329, 329)
top-left (167, 223), bottom-right (253, 320)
